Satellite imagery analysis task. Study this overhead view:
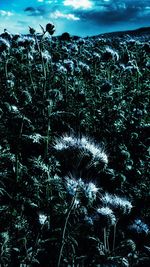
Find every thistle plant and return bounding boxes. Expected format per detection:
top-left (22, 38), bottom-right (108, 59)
top-left (29, 23), bottom-right (55, 98)
top-left (53, 134), bottom-right (108, 176)
top-left (94, 207), bottom-right (116, 252)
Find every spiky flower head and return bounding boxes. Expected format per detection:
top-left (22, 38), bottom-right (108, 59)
top-left (0, 37), bottom-right (10, 52)
top-left (65, 176), bottom-right (98, 204)
top-left (28, 133), bottom-right (43, 144)
top-left (65, 176), bottom-right (79, 196)
top-left (129, 219), bottom-right (149, 235)
top-left (53, 135), bottom-right (108, 169)
top-left (53, 135), bottom-right (79, 151)
top-left (105, 47), bottom-right (119, 61)
top-left (39, 214), bottom-right (47, 225)
top-left (96, 207), bottom-right (116, 228)
top-left (42, 50), bottom-right (52, 63)
top-left (85, 182), bottom-right (99, 202)
top-left (101, 193), bottom-right (132, 215)
top-left (80, 136), bottom-right (108, 167)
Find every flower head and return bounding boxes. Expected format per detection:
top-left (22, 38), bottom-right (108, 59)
top-left (0, 38), bottom-right (10, 52)
top-left (96, 207), bottom-right (116, 228)
top-left (129, 219), bottom-right (149, 235)
top-left (46, 23), bottom-right (55, 35)
top-left (80, 137), bottom-right (108, 167)
top-left (39, 214), bottom-right (47, 225)
top-left (53, 135), bottom-right (79, 151)
top-left (65, 176), bottom-right (98, 204)
top-left (53, 135), bottom-right (108, 171)
top-left (84, 182), bottom-right (99, 202)
top-left (28, 133), bottom-right (43, 144)
top-left (65, 176), bottom-right (79, 196)
top-left (42, 50), bottom-right (52, 63)
top-left (101, 193), bottom-right (132, 215)
top-left (64, 59), bottom-right (74, 73)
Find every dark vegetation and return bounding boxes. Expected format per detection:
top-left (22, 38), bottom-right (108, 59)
top-left (0, 24), bottom-right (150, 266)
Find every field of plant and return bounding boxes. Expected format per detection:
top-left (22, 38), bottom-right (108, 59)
top-left (0, 25), bottom-right (150, 266)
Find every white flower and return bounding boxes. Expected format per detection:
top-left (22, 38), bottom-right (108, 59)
top-left (106, 47), bottom-right (119, 61)
top-left (53, 135), bottom-right (79, 151)
top-left (102, 193), bottom-right (132, 215)
top-left (85, 182), bottom-right (99, 201)
top-left (129, 219), bottom-right (149, 234)
top-left (54, 135), bottom-right (108, 167)
top-left (71, 44), bottom-right (78, 52)
top-left (39, 214), bottom-right (47, 225)
top-left (63, 59), bottom-right (74, 72)
top-left (97, 207), bottom-right (116, 226)
top-left (93, 52), bottom-right (101, 60)
top-left (87, 182), bottom-right (98, 193)
top-left (28, 133), bottom-right (43, 143)
top-left (11, 105), bottom-right (19, 113)
top-left (65, 176), bottom-right (78, 195)
top-left (79, 61), bottom-right (90, 72)
top-left (0, 38), bottom-right (10, 50)
top-left (80, 137), bottom-right (108, 165)
top-left (42, 50), bottom-right (52, 63)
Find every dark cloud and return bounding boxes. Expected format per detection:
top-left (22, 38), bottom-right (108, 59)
top-left (24, 1), bottom-right (150, 24)
top-left (73, 0), bottom-right (150, 25)
top-left (24, 2), bottom-right (60, 17)
top-left (24, 6), bottom-right (48, 16)
top-left (24, 7), bottom-right (36, 12)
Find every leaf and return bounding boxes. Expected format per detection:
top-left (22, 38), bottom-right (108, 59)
top-left (144, 246), bottom-right (150, 255)
top-left (31, 258), bottom-right (40, 264)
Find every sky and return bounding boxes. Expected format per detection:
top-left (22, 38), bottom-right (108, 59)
top-left (0, 0), bottom-right (150, 37)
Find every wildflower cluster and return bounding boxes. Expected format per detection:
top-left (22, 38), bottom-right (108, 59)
top-left (65, 176), bottom-right (99, 204)
top-left (101, 193), bottom-right (133, 215)
top-left (0, 25), bottom-right (149, 266)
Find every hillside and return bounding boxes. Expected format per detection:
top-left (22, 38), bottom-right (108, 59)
top-left (93, 26), bottom-right (150, 41)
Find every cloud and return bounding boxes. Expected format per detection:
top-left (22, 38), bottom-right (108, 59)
top-left (37, 0), bottom-right (54, 2)
top-left (17, 20), bottom-right (27, 25)
top-left (50, 10), bottom-right (80, 20)
top-left (8, 0), bottom-right (149, 36)
top-left (0, 10), bottom-right (13, 17)
top-left (24, 7), bottom-right (36, 12)
top-left (24, 6), bottom-right (48, 16)
top-left (63, 0), bottom-right (93, 9)
top-left (71, 0), bottom-right (150, 24)
top-left (24, 2), bottom-right (60, 17)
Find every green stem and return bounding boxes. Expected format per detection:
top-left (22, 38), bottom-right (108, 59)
top-left (113, 223), bottom-right (117, 251)
top-left (57, 195), bottom-right (76, 267)
top-left (34, 34), bottom-right (47, 98)
top-left (104, 228), bottom-right (107, 252)
top-left (15, 153), bottom-right (19, 182)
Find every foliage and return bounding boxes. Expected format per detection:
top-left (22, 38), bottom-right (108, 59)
top-left (0, 25), bottom-right (150, 266)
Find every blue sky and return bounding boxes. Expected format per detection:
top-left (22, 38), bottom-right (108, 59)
top-left (0, 0), bottom-right (150, 36)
